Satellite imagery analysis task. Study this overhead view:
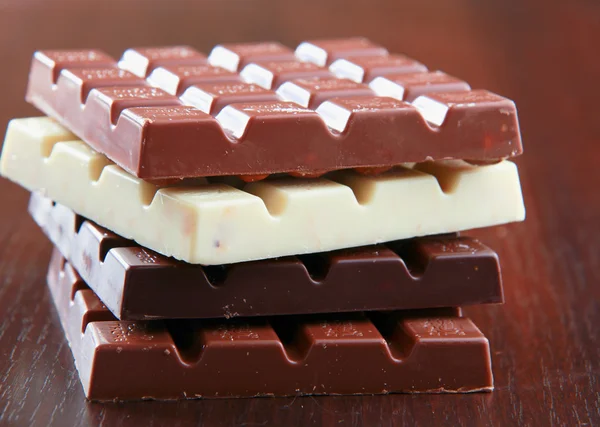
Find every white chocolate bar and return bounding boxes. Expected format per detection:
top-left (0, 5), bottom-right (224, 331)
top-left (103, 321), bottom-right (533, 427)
top-left (0, 117), bottom-right (525, 265)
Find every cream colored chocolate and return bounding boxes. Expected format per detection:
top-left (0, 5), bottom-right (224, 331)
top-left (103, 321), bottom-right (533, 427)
top-left (0, 117), bottom-right (525, 265)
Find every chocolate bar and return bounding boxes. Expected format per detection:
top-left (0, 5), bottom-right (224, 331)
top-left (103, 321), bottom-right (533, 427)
top-left (1, 117), bottom-right (526, 264)
top-left (26, 38), bottom-right (522, 181)
top-left (30, 192), bottom-right (503, 320)
top-left (47, 251), bottom-right (494, 400)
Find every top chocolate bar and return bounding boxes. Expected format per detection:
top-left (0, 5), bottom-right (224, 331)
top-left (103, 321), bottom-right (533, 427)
top-left (26, 38), bottom-right (522, 181)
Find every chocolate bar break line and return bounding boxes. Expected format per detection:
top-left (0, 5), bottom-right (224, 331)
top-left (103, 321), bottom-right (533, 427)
top-left (47, 251), bottom-right (494, 400)
top-left (25, 38), bottom-right (522, 180)
top-left (30, 192), bottom-right (503, 320)
top-left (1, 117), bottom-right (525, 265)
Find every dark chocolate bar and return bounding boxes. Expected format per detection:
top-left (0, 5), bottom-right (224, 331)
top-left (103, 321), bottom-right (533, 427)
top-left (26, 38), bottom-right (522, 181)
top-left (47, 251), bottom-right (494, 400)
top-left (30, 192), bottom-right (503, 320)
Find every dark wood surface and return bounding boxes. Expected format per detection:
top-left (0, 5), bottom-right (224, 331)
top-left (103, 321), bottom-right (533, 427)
top-left (0, 0), bottom-right (599, 425)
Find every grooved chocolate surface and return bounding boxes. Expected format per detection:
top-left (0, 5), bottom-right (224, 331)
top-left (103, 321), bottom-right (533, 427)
top-left (25, 38), bottom-right (522, 181)
top-left (47, 251), bottom-right (494, 400)
top-left (0, 3), bottom-right (596, 425)
top-left (30, 192), bottom-right (503, 320)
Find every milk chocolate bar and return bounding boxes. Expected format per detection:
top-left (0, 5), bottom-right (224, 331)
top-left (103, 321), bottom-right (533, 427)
top-left (26, 38), bottom-right (522, 181)
top-left (47, 251), bottom-right (494, 400)
top-left (30, 193), bottom-right (503, 320)
top-left (1, 117), bottom-right (526, 264)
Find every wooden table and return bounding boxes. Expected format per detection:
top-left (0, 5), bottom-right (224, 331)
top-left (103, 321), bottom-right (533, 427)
top-left (0, 0), bottom-right (598, 425)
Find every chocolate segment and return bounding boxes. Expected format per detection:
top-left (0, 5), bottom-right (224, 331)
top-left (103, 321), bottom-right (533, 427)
top-left (208, 42), bottom-right (296, 72)
top-left (57, 68), bottom-right (145, 104)
top-left (33, 50), bottom-right (116, 83)
top-left (118, 46), bottom-right (208, 77)
top-left (180, 82), bottom-right (279, 114)
top-left (295, 38), bottom-right (389, 66)
top-left (47, 252), bottom-right (494, 400)
top-left (369, 71), bottom-right (471, 102)
top-left (25, 39), bottom-right (523, 181)
top-left (329, 55), bottom-right (428, 83)
top-left (147, 64), bottom-right (240, 96)
top-left (240, 60), bottom-right (333, 89)
top-left (276, 77), bottom-right (375, 108)
top-left (29, 192), bottom-right (503, 320)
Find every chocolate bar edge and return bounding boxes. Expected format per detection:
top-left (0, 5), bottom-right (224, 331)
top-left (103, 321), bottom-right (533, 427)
top-left (29, 192), bottom-right (504, 320)
top-left (25, 41), bottom-right (522, 181)
top-left (47, 251), bottom-right (494, 400)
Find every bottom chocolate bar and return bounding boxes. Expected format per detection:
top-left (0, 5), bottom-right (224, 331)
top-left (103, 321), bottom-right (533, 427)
top-left (47, 250), bottom-right (494, 401)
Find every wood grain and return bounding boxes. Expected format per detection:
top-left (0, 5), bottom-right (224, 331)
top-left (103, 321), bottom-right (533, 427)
top-left (0, 0), bottom-right (599, 425)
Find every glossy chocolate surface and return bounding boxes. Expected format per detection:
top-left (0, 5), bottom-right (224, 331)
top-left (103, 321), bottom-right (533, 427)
top-left (25, 38), bottom-right (522, 181)
top-left (47, 252), bottom-right (494, 400)
top-left (30, 192), bottom-right (503, 320)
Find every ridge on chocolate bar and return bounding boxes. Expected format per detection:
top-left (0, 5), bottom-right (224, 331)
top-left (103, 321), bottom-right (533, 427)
top-left (30, 192), bottom-right (503, 320)
top-left (25, 38), bottom-right (522, 181)
top-left (1, 117), bottom-right (525, 264)
top-left (47, 252), bottom-right (494, 400)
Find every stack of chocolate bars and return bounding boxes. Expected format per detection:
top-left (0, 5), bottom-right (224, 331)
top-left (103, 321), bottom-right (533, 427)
top-left (0, 38), bottom-right (525, 400)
